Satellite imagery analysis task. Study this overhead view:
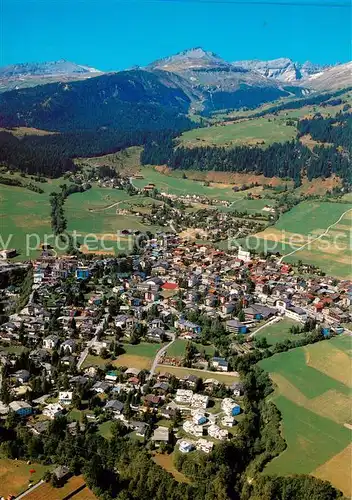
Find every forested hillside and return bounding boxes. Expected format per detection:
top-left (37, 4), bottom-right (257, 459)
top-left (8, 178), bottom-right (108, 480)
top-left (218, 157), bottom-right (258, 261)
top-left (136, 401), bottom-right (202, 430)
top-left (0, 129), bottom-right (181, 177)
top-left (142, 135), bottom-right (351, 185)
top-left (0, 70), bottom-right (193, 132)
top-left (297, 112), bottom-right (351, 152)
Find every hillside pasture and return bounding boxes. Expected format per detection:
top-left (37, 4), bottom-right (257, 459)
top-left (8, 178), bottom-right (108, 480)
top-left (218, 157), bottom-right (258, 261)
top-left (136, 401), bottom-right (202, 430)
top-left (179, 116), bottom-right (297, 149)
top-left (0, 184), bottom-right (54, 259)
top-left (65, 188), bottom-right (161, 254)
top-left (258, 337), bottom-right (352, 496)
top-left (75, 146), bottom-right (142, 176)
top-left (246, 201), bottom-right (352, 278)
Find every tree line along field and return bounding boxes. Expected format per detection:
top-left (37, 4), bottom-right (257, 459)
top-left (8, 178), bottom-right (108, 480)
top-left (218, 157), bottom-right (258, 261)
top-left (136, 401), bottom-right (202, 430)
top-left (178, 116), bottom-right (297, 149)
top-left (258, 335), bottom-right (352, 497)
top-left (244, 201), bottom-right (352, 278)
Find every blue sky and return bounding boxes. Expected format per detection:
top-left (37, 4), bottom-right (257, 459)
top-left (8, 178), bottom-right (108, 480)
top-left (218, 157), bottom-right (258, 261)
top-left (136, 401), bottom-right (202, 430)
top-left (1, 0), bottom-right (351, 70)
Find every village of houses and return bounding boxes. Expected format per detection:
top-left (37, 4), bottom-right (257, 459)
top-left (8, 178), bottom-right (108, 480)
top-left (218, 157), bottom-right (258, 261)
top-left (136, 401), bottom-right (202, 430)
top-left (0, 233), bottom-right (351, 463)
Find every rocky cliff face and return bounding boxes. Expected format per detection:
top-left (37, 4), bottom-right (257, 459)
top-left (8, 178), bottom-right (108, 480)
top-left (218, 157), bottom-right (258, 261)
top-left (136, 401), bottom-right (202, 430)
top-left (231, 58), bottom-right (327, 82)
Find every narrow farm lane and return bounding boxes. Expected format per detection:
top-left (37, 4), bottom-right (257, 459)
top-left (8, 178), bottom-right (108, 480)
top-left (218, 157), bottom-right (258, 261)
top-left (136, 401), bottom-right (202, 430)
top-left (279, 208), bottom-right (352, 264)
top-left (148, 333), bottom-right (176, 379)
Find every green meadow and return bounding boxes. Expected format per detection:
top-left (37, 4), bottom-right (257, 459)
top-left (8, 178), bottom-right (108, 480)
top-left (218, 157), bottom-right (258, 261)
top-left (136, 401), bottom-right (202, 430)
top-left (179, 116), bottom-right (297, 148)
top-left (0, 178), bottom-right (63, 259)
top-left (133, 167), bottom-right (242, 201)
top-left (258, 338), bottom-right (352, 494)
top-left (254, 318), bottom-right (305, 346)
top-left (245, 201), bottom-right (352, 278)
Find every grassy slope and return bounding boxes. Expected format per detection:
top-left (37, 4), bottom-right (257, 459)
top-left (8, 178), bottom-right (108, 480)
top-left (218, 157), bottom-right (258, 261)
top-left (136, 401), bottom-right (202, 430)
top-left (245, 201), bottom-right (352, 278)
top-left (258, 338), bottom-right (352, 490)
top-left (179, 116), bottom-right (297, 149)
top-left (75, 146), bottom-right (142, 176)
top-left (0, 177), bottom-right (63, 259)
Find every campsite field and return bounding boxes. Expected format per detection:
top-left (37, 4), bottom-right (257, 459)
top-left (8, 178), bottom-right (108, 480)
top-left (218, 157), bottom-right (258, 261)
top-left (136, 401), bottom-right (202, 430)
top-left (258, 336), bottom-right (352, 496)
top-left (245, 201), bottom-right (352, 278)
top-left (0, 458), bottom-right (50, 498)
top-left (133, 167), bottom-right (243, 201)
top-left (179, 116), bottom-right (297, 149)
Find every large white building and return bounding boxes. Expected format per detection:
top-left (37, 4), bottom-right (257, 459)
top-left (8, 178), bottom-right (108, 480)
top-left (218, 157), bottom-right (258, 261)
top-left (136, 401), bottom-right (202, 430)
top-left (208, 424), bottom-right (228, 440)
top-left (238, 248), bottom-right (251, 263)
top-left (43, 403), bottom-right (64, 419)
top-left (175, 389), bottom-right (193, 404)
top-left (191, 394), bottom-right (209, 409)
top-left (183, 420), bottom-right (204, 437)
top-left (196, 438), bottom-right (214, 454)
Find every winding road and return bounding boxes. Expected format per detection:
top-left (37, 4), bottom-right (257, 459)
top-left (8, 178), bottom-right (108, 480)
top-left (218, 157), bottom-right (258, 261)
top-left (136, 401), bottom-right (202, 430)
top-left (77, 313), bottom-right (110, 370)
top-left (148, 333), bottom-right (176, 379)
top-left (88, 201), bottom-right (123, 213)
top-left (279, 207), bottom-right (352, 264)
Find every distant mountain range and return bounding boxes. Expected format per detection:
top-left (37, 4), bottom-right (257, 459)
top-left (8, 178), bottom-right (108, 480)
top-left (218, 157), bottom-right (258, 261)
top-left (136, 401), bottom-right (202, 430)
top-left (0, 48), bottom-right (350, 132)
top-left (1, 48), bottom-right (348, 92)
top-left (0, 60), bottom-right (102, 92)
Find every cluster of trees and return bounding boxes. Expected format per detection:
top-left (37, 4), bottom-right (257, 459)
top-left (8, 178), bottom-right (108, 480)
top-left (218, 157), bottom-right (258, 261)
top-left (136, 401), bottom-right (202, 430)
top-left (15, 267), bottom-right (33, 312)
top-left (201, 86), bottom-right (289, 115)
top-left (50, 182), bottom-right (91, 235)
top-left (142, 135), bottom-right (351, 185)
top-left (0, 131), bottom-right (76, 177)
top-left (298, 111), bottom-right (352, 153)
top-left (0, 174), bottom-right (44, 193)
top-left (0, 128), bottom-right (189, 178)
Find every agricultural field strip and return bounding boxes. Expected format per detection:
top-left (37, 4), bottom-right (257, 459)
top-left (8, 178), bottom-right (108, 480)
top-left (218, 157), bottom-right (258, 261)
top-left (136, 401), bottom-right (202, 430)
top-left (279, 207), bottom-right (352, 263)
top-left (258, 338), bottom-right (352, 492)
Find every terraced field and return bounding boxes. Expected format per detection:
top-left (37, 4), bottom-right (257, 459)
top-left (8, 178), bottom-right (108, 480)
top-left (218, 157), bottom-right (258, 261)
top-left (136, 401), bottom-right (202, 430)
top-left (258, 336), bottom-right (352, 497)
